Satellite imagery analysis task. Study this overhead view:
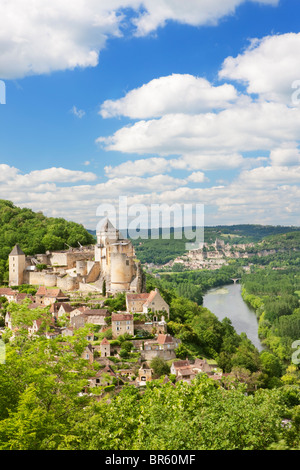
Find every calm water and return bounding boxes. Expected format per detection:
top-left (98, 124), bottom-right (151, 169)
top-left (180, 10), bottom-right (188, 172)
top-left (203, 283), bottom-right (263, 351)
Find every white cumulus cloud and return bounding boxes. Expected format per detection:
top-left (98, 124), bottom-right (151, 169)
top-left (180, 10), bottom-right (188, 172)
top-left (219, 32), bottom-right (300, 104)
top-left (100, 74), bottom-right (239, 119)
top-left (0, 0), bottom-right (279, 79)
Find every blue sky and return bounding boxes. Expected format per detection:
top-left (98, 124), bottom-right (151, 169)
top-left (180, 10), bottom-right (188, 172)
top-left (1, 0), bottom-right (300, 230)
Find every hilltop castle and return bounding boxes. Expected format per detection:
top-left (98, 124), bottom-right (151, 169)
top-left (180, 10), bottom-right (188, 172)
top-left (8, 219), bottom-right (145, 295)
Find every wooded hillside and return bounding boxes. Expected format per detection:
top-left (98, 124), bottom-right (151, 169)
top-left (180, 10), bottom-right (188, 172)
top-left (0, 200), bottom-right (95, 283)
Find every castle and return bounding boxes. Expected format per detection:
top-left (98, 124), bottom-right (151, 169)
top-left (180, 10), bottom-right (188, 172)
top-left (8, 219), bottom-right (145, 295)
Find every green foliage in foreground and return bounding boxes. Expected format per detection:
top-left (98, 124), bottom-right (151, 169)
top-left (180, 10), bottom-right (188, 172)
top-left (0, 342), bottom-right (299, 451)
top-left (0, 292), bottom-right (299, 450)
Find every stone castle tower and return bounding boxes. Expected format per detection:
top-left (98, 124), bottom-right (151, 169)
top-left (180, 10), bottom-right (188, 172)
top-left (95, 219), bottom-right (145, 294)
top-left (9, 244), bottom-right (26, 286)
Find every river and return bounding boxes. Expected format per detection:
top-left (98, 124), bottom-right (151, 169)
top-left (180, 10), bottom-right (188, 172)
top-left (203, 283), bottom-right (263, 351)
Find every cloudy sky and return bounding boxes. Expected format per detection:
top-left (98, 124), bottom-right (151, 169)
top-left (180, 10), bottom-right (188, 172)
top-left (1, 0), bottom-right (300, 230)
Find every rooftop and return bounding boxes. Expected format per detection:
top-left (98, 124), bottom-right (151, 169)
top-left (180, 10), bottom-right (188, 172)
top-left (9, 244), bottom-right (25, 256)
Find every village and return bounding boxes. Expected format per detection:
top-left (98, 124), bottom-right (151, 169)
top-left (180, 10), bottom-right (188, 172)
top-left (0, 219), bottom-right (223, 394)
top-left (0, 284), bottom-right (222, 393)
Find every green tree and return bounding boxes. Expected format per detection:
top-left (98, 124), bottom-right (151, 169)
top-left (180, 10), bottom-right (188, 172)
top-left (150, 357), bottom-right (170, 378)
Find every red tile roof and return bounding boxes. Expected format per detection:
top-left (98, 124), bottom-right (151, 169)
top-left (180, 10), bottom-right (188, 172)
top-left (143, 290), bottom-right (158, 306)
top-left (172, 360), bottom-right (190, 369)
top-left (157, 334), bottom-right (174, 344)
top-left (0, 288), bottom-right (15, 296)
top-left (126, 293), bottom-right (150, 301)
top-left (36, 287), bottom-right (67, 298)
top-left (112, 313), bottom-right (133, 321)
top-left (101, 338), bottom-right (110, 345)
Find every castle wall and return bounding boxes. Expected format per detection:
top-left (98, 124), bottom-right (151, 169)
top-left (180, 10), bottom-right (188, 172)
top-left (85, 261), bottom-right (101, 283)
top-left (26, 271), bottom-right (51, 286)
top-left (43, 273), bottom-right (57, 287)
top-left (49, 251), bottom-right (93, 269)
top-left (140, 348), bottom-right (176, 362)
top-left (76, 260), bottom-right (87, 276)
top-left (57, 276), bottom-right (79, 291)
top-left (35, 254), bottom-right (50, 265)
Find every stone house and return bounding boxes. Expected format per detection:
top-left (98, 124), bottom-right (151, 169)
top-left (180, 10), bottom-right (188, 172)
top-left (70, 308), bottom-right (109, 330)
top-left (126, 288), bottom-right (169, 318)
top-left (89, 364), bottom-right (117, 388)
top-left (100, 337), bottom-right (111, 358)
top-left (125, 293), bottom-right (151, 313)
top-left (111, 313), bottom-right (134, 338)
top-left (50, 302), bottom-right (73, 320)
top-left (14, 293), bottom-right (35, 304)
top-left (82, 344), bottom-right (94, 363)
top-left (134, 317), bottom-right (167, 336)
top-left (70, 306), bottom-right (87, 319)
top-left (170, 358), bottom-right (219, 382)
top-left (61, 326), bottom-right (74, 337)
top-left (170, 360), bottom-right (195, 381)
top-left (0, 287), bottom-right (18, 303)
top-left (35, 287), bottom-right (69, 306)
top-left (137, 362), bottom-right (153, 386)
top-left (140, 334), bottom-right (181, 361)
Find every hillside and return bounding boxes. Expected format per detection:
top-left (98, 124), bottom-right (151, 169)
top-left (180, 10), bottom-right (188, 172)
top-left (131, 225), bottom-right (300, 265)
top-left (0, 200), bottom-right (95, 283)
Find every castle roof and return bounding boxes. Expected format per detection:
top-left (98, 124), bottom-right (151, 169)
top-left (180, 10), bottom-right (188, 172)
top-left (9, 244), bottom-right (25, 256)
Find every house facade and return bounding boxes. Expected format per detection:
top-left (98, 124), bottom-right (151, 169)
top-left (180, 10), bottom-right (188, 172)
top-left (140, 334), bottom-right (181, 361)
top-left (100, 337), bottom-right (111, 358)
top-left (111, 313), bottom-right (134, 338)
top-left (35, 287), bottom-right (69, 306)
top-left (126, 288), bottom-right (169, 318)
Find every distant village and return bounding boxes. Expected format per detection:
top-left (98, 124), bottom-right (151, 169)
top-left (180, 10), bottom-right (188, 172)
top-left (149, 237), bottom-right (278, 272)
top-left (0, 219), bottom-right (223, 392)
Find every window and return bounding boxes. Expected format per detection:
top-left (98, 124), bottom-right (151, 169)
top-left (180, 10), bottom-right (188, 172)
top-left (126, 260), bottom-right (129, 266)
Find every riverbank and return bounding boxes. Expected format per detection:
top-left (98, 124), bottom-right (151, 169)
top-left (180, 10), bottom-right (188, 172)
top-left (203, 283), bottom-right (264, 351)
